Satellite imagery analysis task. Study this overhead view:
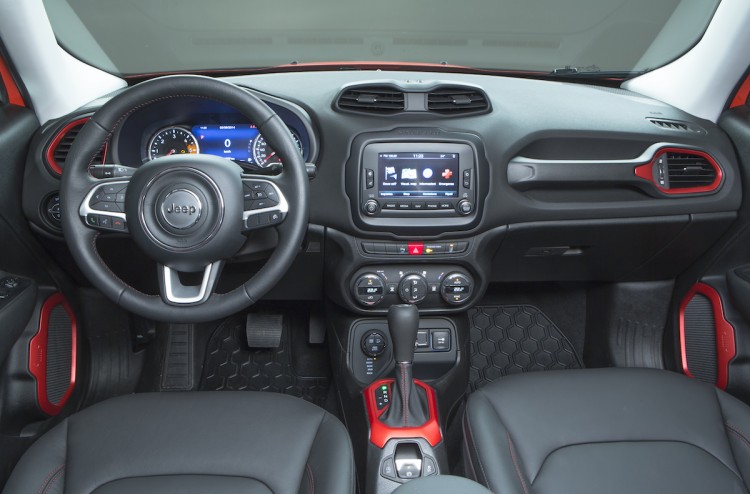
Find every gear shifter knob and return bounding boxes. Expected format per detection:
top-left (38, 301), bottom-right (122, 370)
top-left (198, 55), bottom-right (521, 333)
top-left (388, 304), bottom-right (420, 364)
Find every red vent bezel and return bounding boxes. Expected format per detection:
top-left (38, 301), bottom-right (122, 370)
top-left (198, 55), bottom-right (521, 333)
top-left (634, 147), bottom-right (723, 195)
top-left (364, 378), bottom-right (442, 448)
top-left (679, 283), bottom-right (736, 390)
top-left (45, 117), bottom-right (105, 175)
top-left (29, 293), bottom-right (77, 416)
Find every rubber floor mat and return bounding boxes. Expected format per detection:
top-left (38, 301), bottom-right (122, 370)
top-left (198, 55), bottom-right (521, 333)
top-left (468, 305), bottom-right (583, 391)
top-left (200, 317), bottom-right (330, 407)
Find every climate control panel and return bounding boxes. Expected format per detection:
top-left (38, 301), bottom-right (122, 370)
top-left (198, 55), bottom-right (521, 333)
top-left (351, 265), bottom-right (475, 309)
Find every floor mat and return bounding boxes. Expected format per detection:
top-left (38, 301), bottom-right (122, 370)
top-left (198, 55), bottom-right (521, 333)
top-left (468, 305), bottom-right (583, 391)
top-left (200, 315), bottom-right (330, 407)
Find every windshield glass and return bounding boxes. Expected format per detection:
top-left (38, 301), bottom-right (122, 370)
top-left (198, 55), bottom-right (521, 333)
top-left (43, 0), bottom-right (720, 77)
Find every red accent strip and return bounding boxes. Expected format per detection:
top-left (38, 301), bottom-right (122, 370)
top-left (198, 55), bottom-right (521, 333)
top-left (28, 293), bottom-right (77, 416)
top-left (0, 54), bottom-right (25, 107)
top-left (679, 283), bottom-right (736, 390)
top-left (45, 117), bottom-right (96, 175)
top-left (364, 378), bottom-right (442, 448)
top-left (730, 73), bottom-right (750, 109)
top-left (634, 147), bottom-right (723, 195)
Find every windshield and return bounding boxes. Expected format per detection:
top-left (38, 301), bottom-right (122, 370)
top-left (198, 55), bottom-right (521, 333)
top-left (44, 0), bottom-right (720, 77)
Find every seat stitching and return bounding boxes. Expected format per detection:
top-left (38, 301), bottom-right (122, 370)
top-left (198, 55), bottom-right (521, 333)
top-left (42, 466), bottom-right (64, 494)
top-left (508, 433), bottom-right (531, 494)
top-left (463, 408), bottom-right (489, 487)
top-left (727, 423), bottom-right (750, 450)
top-left (37, 464), bottom-right (64, 494)
top-left (305, 463), bottom-right (315, 494)
top-left (401, 363), bottom-right (408, 426)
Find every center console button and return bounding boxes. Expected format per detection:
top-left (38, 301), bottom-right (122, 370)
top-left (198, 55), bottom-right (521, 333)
top-left (425, 201), bottom-right (440, 210)
top-left (415, 330), bottom-right (430, 348)
top-left (440, 272), bottom-right (474, 305)
top-left (411, 202), bottom-right (425, 210)
top-left (397, 202), bottom-right (411, 210)
top-left (381, 457), bottom-right (398, 480)
top-left (362, 330), bottom-right (387, 358)
top-left (363, 200), bottom-right (379, 216)
top-left (439, 202), bottom-right (453, 209)
top-left (383, 202), bottom-right (398, 209)
top-left (431, 330), bottom-right (451, 351)
top-left (423, 243), bottom-right (444, 255)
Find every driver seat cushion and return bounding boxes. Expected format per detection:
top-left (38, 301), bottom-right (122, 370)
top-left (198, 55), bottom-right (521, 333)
top-left (4, 391), bottom-right (355, 494)
top-left (463, 368), bottom-right (750, 494)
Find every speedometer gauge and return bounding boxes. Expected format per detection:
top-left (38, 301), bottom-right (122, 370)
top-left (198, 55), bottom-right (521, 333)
top-left (148, 127), bottom-right (199, 160)
top-left (251, 131), bottom-right (303, 167)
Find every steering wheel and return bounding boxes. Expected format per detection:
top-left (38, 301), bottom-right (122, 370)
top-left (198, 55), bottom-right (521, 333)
top-left (60, 76), bottom-right (309, 323)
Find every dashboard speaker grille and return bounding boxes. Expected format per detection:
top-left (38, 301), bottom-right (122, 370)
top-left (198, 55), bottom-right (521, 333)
top-left (46, 117), bottom-right (104, 174)
top-left (427, 87), bottom-right (489, 115)
top-left (46, 305), bottom-right (73, 406)
top-left (337, 86), bottom-right (405, 114)
top-left (665, 152), bottom-right (717, 189)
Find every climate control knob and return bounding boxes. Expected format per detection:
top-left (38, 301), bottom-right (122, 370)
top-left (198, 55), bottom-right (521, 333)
top-left (353, 274), bottom-right (385, 306)
top-left (399, 274), bottom-right (428, 304)
top-left (440, 272), bottom-right (474, 305)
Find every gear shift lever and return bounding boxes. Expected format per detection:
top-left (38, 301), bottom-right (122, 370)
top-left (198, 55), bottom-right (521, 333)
top-left (381, 304), bottom-right (429, 428)
top-left (389, 304), bottom-right (420, 365)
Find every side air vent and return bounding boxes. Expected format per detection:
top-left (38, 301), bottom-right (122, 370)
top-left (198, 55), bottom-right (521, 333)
top-left (665, 152), bottom-right (718, 189)
top-left (634, 148), bottom-right (722, 195)
top-left (336, 86), bottom-right (405, 114)
top-left (427, 87), bottom-right (489, 115)
top-left (46, 117), bottom-right (105, 175)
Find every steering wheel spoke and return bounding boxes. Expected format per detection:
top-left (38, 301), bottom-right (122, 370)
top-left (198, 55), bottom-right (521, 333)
top-left (78, 176), bottom-right (131, 233)
top-left (241, 176), bottom-right (289, 232)
top-left (158, 261), bottom-right (224, 306)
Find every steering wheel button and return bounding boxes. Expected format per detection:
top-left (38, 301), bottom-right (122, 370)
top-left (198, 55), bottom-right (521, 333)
top-left (244, 214), bottom-right (259, 229)
top-left (112, 218), bottom-right (126, 231)
top-left (254, 199), bottom-right (271, 209)
top-left (116, 193), bottom-right (126, 203)
top-left (268, 211), bottom-right (284, 224)
top-left (99, 216), bottom-right (112, 228)
top-left (90, 190), bottom-right (105, 205)
top-left (86, 214), bottom-right (99, 226)
top-left (252, 191), bottom-right (267, 200)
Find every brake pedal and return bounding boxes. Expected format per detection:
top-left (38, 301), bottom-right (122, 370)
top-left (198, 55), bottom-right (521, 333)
top-left (246, 313), bottom-right (284, 348)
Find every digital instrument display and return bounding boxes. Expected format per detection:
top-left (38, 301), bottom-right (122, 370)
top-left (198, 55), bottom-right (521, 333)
top-left (192, 124), bottom-right (259, 162)
top-left (378, 152), bottom-right (459, 198)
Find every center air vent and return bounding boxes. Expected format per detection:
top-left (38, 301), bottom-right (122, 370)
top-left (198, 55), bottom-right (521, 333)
top-left (46, 117), bottom-right (105, 175)
top-left (336, 86), bottom-right (405, 114)
top-left (427, 87), bottom-right (489, 115)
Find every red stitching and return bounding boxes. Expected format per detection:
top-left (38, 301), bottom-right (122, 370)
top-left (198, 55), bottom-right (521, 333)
top-left (727, 422), bottom-right (750, 450)
top-left (508, 433), bottom-right (530, 494)
top-left (42, 467), bottom-right (64, 494)
top-left (36, 464), bottom-right (64, 494)
top-left (401, 363), bottom-right (409, 426)
top-left (305, 463), bottom-right (315, 494)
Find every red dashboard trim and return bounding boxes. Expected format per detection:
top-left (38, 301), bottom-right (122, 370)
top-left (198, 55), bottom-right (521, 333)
top-left (364, 378), bottom-right (442, 448)
top-left (29, 293), bottom-right (77, 416)
top-left (634, 147), bottom-right (723, 195)
top-left (730, 73), bottom-right (750, 109)
top-left (45, 117), bottom-right (105, 175)
top-left (0, 54), bottom-right (25, 107)
top-left (679, 283), bottom-right (736, 390)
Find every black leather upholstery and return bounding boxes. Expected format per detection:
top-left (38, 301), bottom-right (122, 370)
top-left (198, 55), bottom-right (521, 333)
top-left (463, 368), bottom-right (750, 494)
top-left (4, 392), bottom-right (355, 493)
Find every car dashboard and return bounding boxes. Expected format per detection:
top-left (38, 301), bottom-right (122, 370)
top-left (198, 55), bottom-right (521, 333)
top-left (21, 70), bottom-right (742, 317)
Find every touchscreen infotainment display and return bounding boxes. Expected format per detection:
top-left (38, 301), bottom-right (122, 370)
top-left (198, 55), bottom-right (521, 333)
top-left (378, 152), bottom-right (459, 198)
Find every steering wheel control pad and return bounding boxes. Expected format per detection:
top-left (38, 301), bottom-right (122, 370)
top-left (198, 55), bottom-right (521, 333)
top-left (124, 154), bottom-right (246, 271)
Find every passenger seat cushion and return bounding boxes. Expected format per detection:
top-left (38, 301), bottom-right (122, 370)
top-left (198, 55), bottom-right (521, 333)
top-left (463, 368), bottom-right (750, 494)
top-left (4, 392), bottom-right (355, 494)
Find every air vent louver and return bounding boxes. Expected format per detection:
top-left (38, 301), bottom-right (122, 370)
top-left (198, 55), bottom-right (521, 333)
top-left (337, 86), bottom-right (405, 114)
top-left (647, 118), bottom-right (705, 134)
top-left (47, 118), bottom-right (104, 174)
top-left (665, 152), bottom-right (718, 189)
top-left (427, 87), bottom-right (489, 115)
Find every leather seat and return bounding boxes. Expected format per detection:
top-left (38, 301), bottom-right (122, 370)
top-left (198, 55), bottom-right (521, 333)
top-left (4, 392), bottom-right (355, 493)
top-left (463, 368), bottom-right (750, 494)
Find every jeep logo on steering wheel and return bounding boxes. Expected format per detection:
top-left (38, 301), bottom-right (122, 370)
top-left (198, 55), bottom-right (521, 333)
top-left (160, 189), bottom-right (202, 230)
top-left (166, 203), bottom-right (197, 215)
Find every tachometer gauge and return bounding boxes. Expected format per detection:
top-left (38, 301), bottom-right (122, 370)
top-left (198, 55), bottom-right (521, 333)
top-left (251, 131), bottom-right (303, 167)
top-left (148, 127), bottom-right (199, 160)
